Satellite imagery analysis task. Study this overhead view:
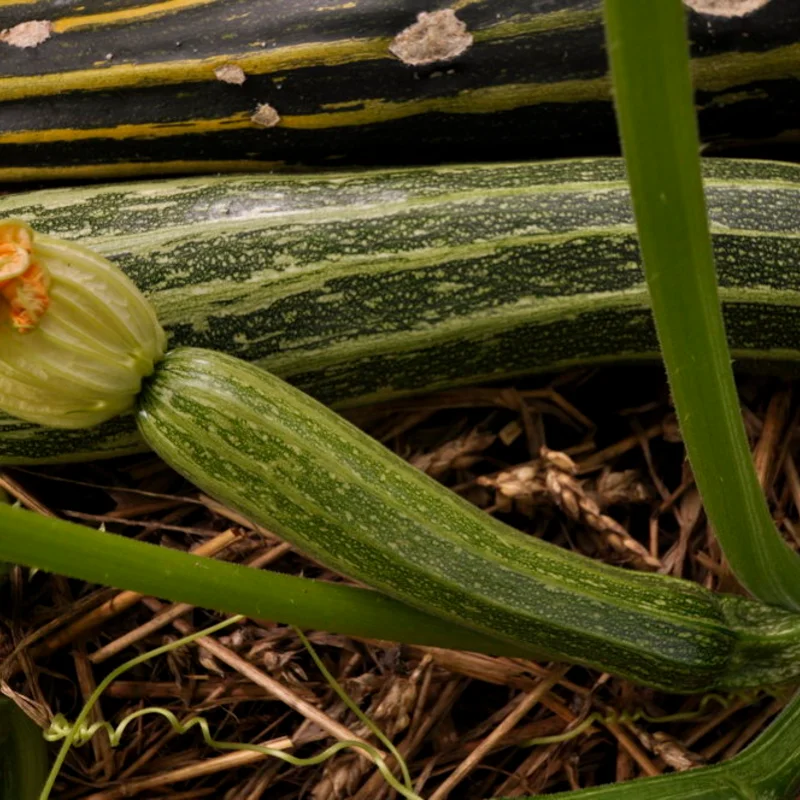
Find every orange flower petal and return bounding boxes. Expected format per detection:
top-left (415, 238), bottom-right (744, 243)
top-left (0, 222), bottom-right (32, 251)
top-left (1, 262), bottom-right (50, 333)
top-left (0, 242), bottom-right (31, 283)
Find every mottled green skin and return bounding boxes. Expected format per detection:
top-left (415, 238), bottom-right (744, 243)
top-left (3, 157), bottom-right (800, 464)
top-left (137, 348), bottom-right (800, 693)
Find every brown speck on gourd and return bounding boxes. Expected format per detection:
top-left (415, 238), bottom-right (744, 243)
top-left (215, 64), bottom-right (247, 85)
top-left (389, 9), bottom-right (473, 67)
top-left (251, 103), bottom-right (281, 128)
top-left (0, 19), bottom-right (52, 48)
top-left (683, 0), bottom-right (771, 16)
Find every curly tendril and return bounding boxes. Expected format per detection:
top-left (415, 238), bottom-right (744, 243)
top-left (39, 616), bottom-right (423, 800)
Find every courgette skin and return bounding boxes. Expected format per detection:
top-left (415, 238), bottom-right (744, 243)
top-left (0, 0), bottom-right (799, 181)
top-left (2, 157), bottom-right (800, 465)
top-left (137, 347), bottom-right (800, 693)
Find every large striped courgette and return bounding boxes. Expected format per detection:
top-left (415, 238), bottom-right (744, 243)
top-left (136, 347), bottom-right (800, 693)
top-left (0, 0), bottom-right (799, 181)
top-left (2, 157), bottom-right (800, 464)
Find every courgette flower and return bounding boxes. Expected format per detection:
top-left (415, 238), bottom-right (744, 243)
top-left (0, 219), bottom-right (166, 428)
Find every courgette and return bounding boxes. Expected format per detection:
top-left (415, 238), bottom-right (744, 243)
top-left (136, 347), bottom-right (800, 693)
top-left (0, 0), bottom-right (799, 181)
top-left (1, 156), bottom-right (800, 465)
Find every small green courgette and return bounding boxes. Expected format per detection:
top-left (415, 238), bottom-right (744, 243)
top-left (137, 347), bottom-right (800, 693)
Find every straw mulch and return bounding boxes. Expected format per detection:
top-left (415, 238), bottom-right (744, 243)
top-left (1, 364), bottom-right (795, 799)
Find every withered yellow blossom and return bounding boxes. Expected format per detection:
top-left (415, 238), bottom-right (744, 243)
top-left (0, 219), bottom-right (166, 428)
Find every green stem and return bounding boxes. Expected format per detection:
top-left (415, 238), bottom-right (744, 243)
top-left (0, 488), bottom-right (9, 583)
top-left (0, 698), bottom-right (49, 800)
top-left (602, 0), bottom-right (800, 609)
top-left (0, 502), bottom-right (534, 660)
top-left (523, 689), bottom-right (800, 799)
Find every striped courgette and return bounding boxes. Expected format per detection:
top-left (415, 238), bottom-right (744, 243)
top-left (0, 0), bottom-right (799, 181)
top-left (1, 156), bottom-right (800, 464)
top-left (137, 347), bottom-right (800, 693)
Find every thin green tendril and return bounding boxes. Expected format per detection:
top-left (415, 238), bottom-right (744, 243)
top-left (39, 616), bottom-right (423, 800)
top-left (294, 627), bottom-right (415, 793)
top-left (44, 709), bottom-right (420, 799)
top-left (522, 690), bottom-right (764, 747)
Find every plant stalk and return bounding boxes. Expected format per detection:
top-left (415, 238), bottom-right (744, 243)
top-left (0, 502), bottom-right (533, 660)
top-left (603, 0), bottom-right (800, 609)
top-left (528, 689), bottom-right (800, 799)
